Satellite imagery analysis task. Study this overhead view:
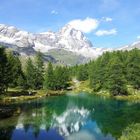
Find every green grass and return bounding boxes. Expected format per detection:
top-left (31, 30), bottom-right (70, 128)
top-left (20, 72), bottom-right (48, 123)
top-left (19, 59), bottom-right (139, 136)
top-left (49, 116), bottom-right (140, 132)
top-left (0, 88), bottom-right (46, 104)
top-left (71, 81), bottom-right (140, 102)
top-left (46, 90), bottom-right (66, 96)
top-left (0, 82), bottom-right (140, 104)
top-left (0, 88), bottom-right (66, 105)
top-left (70, 80), bottom-right (92, 94)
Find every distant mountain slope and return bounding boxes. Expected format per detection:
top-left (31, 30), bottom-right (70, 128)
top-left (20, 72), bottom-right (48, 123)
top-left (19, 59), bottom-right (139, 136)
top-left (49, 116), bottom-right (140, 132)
top-left (45, 49), bottom-right (89, 65)
top-left (118, 41), bottom-right (140, 51)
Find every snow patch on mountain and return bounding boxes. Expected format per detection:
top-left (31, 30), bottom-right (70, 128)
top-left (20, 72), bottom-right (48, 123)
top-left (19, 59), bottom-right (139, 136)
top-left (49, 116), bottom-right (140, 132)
top-left (34, 42), bottom-right (55, 52)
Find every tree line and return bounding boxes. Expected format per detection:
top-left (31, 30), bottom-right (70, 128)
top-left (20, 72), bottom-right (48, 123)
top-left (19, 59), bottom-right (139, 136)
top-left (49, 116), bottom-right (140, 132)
top-left (70, 49), bottom-right (140, 96)
top-left (0, 47), bottom-right (22, 93)
top-left (0, 45), bottom-right (140, 96)
top-left (0, 46), bottom-right (70, 94)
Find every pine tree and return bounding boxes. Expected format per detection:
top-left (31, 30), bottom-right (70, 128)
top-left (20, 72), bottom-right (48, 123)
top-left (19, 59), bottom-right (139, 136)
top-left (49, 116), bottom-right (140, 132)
top-left (43, 62), bottom-right (54, 90)
top-left (54, 66), bottom-right (70, 90)
top-left (106, 57), bottom-right (127, 96)
top-left (6, 51), bottom-right (22, 87)
top-left (25, 58), bottom-right (36, 89)
top-left (34, 51), bottom-right (44, 89)
top-left (89, 53), bottom-right (110, 91)
top-left (126, 49), bottom-right (140, 89)
top-left (0, 47), bottom-right (8, 93)
top-left (77, 64), bottom-right (88, 81)
top-left (17, 72), bottom-right (27, 89)
top-left (89, 61), bottom-right (102, 91)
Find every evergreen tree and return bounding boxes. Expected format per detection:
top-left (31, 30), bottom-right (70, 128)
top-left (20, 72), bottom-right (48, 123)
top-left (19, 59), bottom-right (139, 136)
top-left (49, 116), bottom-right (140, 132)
top-left (6, 51), bottom-right (22, 87)
top-left (126, 49), bottom-right (140, 89)
top-left (25, 58), bottom-right (36, 89)
top-left (54, 66), bottom-right (70, 90)
top-left (0, 47), bottom-right (8, 93)
top-left (89, 61), bottom-right (102, 91)
top-left (106, 57), bottom-right (127, 96)
top-left (77, 64), bottom-right (89, 81)
top-left (89, 52), bottom-right (111, 91)
top-left (17, 72), bottom-right (27, 89)
top-left (71, 49), bottom-right (140, 96)
top-left (43, 62), bottom-right (54, 90)
top-left (34, 51), bottom-right (44, 89)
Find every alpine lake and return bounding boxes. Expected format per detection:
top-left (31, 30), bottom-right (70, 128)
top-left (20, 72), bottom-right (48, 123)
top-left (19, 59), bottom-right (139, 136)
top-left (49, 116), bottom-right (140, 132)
top-left (0, 92), bottom-right (140, 140)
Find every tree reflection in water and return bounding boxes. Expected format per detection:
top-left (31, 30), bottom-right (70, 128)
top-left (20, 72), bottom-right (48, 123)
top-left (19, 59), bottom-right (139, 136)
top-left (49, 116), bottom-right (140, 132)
top-left (0, 94), bottom-right (140, 140)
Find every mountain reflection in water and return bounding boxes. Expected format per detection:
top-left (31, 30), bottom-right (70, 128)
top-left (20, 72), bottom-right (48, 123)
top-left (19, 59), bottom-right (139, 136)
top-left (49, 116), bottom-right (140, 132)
top-left (0, 94), bottom-right (140, 140)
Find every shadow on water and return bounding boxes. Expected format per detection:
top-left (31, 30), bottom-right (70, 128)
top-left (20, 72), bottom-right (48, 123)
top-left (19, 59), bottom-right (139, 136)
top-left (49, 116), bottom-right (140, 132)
top-left (0, 93), bottom-right (140, 140)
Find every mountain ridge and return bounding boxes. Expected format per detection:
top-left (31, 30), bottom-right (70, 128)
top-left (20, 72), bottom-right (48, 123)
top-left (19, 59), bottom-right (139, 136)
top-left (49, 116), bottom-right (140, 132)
top-left (0, 23), bottom-right (140, 65)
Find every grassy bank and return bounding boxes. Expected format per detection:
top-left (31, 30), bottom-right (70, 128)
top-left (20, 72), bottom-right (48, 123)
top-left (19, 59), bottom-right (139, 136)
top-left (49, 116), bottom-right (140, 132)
top-left (70, 80), bottom-right (92, 93)
top-left (114, 86), bottom-right (140, 102)
top-left (0, 81), bottom-right (140, 104)
top-left (70, 80), bottom-right (140, 102)
top-left (0, 88), bottom-right (66, 104)
top-left (0, 89), bottom-right (45, 104)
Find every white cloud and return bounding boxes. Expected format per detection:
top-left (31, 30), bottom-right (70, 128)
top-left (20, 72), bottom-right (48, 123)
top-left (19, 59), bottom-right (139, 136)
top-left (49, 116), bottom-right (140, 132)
top-left (68, 17), bottom-right (99, 33)
top-left (95, 29), bottom-right (117, 36)
top-left (51, 10), bottom-right (58, 15)
top-left (102, 17), bottom-right (113, 22)
top-left (137, 35), bottom-right (140, 39)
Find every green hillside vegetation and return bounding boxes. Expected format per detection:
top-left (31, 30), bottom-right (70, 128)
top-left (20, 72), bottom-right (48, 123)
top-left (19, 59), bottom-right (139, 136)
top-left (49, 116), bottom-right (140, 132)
top-left (46, 49), bottom-right (88, 65)
top-left (0, 45), bottom-right (140, 102)
top-left (0, 46), bottom-right (71, 97)
top-left (89, 49), bottom-right (140, 96)
top-left (70, 49), bottom-right (140, 100)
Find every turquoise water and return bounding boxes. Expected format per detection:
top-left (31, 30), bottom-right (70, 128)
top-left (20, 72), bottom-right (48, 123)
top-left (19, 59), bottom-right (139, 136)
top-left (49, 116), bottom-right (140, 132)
top-left (0, 93), bottom-right (140, 140)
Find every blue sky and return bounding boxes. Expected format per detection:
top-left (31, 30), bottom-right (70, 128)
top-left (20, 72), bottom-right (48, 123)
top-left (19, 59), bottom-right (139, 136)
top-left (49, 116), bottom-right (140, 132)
top-left (0, 0), bottom-right (140, 48)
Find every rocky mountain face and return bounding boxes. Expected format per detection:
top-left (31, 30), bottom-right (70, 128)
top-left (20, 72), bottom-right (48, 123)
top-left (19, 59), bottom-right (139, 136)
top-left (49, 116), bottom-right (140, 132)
top-left (0, 24), bottom-right (139, 65)
top-left (0, 24), bottom-right (95, 56)
top-left (0, 24), bottom-right (107, 64)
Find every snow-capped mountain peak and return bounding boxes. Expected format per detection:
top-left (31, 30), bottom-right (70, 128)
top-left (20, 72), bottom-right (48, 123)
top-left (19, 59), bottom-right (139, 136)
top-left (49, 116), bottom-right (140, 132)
top-left (0, 23), bottom-right (112, 60)
top-left (59, 24), bottom-right (87, 41)
top-left (1, 23), bottom-right (139, 65)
